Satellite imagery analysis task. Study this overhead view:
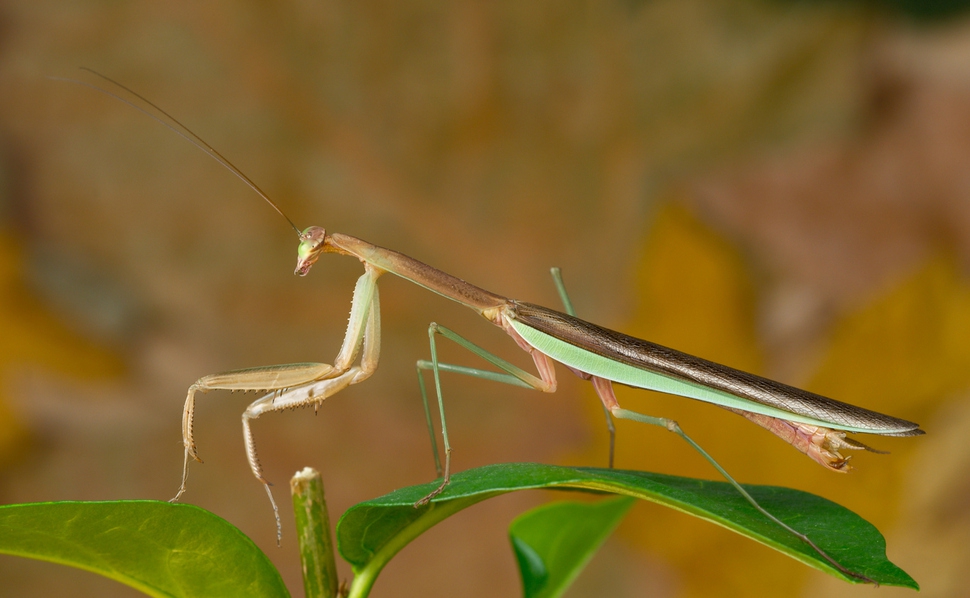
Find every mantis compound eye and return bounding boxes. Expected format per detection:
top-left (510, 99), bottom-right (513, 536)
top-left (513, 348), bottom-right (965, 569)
top-left (295, 226), bottom-right (327, 276)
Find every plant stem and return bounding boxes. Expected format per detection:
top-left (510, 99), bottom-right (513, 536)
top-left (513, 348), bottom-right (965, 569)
top-left (346, 495), bottom-right (486, 598)
top-left (291, 468), bottom-right (339, 598)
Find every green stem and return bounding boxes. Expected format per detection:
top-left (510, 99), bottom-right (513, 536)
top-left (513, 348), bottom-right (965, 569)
top-left (346, 494), bottom-right (496, 598)
top-left (291, 468), bottom-right (339, 598)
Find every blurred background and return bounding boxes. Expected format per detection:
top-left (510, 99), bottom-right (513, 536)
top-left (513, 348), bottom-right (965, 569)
top-left (1, 0), bottom-right (969, 596)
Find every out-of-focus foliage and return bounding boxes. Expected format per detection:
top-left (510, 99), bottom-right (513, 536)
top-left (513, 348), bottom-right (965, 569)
top-left (582, 203), bottom-right (967, 597)
top-left (2, 0), bottom-right (969, 595)
top-left (0, 233), bottom-right (123, 467)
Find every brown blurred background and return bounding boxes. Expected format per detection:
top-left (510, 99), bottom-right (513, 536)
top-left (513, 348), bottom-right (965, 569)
top-left (1, 1), bottom-right (969, 596)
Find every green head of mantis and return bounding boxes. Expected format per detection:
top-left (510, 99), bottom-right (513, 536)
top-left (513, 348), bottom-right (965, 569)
top-left (296, 226), bottom-right (328, 276)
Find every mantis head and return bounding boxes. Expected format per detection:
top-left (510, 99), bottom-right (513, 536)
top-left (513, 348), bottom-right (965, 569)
top-left (295, 226), bottom-right (327, 276)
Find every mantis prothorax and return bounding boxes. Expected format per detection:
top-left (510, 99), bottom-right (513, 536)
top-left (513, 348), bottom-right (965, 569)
top-left (71, 70), bottom-right (922, 583)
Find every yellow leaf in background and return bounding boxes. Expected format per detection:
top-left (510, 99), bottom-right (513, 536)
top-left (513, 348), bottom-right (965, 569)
top-left (803, 254), bottom-right (970, 597)
top-left (578, 202), bottom-right (962, 597)
top-left (600, 201), bottom-right (791, 598)
top-left (811, 254), bottom-right (970, 422)
top-left (0, 232), bottom-right (124, 467)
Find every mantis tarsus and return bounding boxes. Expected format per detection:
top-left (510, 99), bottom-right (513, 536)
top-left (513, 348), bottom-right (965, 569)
top-left (70, 70), bottom-right (923, 584)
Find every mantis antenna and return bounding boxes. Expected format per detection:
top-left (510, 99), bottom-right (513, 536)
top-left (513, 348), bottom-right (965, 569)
top-left (53, 68), bottom-right (304, 238)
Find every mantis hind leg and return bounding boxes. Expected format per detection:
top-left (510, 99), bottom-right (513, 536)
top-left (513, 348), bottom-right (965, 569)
top-left (550, 267), bottom-right (616, 467)
top-left (591, 376), bottom-right (873, 584)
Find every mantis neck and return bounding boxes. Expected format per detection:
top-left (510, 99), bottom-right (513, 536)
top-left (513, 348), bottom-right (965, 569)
top-left (328, 233), bottom-right (511, 314)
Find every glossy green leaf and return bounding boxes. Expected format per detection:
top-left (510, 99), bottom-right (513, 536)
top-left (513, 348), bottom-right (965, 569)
top-left (0, 501), bottom-right (289, 598)
top-left (509, 496), bottom-right (634, 598)
top-left (337, 463), bottom-right (917, 596)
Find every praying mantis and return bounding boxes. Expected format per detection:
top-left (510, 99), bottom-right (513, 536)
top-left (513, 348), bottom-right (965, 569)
top-left (69, 70), bottom-right (923, 583)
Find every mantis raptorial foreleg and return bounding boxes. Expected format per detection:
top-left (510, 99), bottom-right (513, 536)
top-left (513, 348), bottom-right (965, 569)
top-left (174, 264), bottom-right (383, 540)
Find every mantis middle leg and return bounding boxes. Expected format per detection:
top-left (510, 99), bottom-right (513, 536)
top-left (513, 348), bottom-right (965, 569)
top-left (414, 321), bottom-right (558, 505)
top-left (412, 268), bottom-right (616, 504)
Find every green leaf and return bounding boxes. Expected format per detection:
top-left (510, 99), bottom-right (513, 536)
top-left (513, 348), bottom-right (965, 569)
top-left (511, 535), bottom-right (548, 596)
top-left (509, 496), bottom-right (634, 598)
top-left (337, 463), bottom-right (917, 596)
top-left (0, 500), bottom-right (289, 598)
